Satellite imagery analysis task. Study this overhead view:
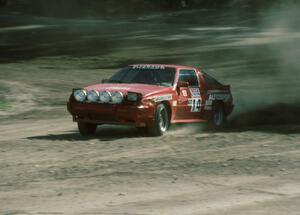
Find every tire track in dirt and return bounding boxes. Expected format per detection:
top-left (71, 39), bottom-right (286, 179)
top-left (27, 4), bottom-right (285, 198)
top-left (72, 178), bottom-right (300, 215)
top-left (0, 80), bottom-right (42, 116)
top-left (0, 116), bottom-right (299, 214)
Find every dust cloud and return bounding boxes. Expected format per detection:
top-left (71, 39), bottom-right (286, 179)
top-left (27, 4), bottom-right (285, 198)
top-left (225, 3), bottom-right (300, 127)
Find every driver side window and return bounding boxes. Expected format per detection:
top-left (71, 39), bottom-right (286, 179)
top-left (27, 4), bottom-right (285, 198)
top-left (178, 70), bottom-right (199, 87)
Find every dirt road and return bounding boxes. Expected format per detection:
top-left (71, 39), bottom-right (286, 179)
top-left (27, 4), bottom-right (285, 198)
top-left (0, 50), bottom-right (299, 215)
top-left (1, 9), bottom-right (300, 214)
top-left (1, 112), bottom-right (300, 214)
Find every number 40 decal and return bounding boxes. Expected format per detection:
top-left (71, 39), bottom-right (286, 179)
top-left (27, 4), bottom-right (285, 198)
top-left (188, 98), bottom-right (201, 112)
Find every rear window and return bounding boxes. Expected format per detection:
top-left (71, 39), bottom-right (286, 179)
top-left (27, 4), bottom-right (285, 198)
top-left (202, 72), bottom-right (221, 86)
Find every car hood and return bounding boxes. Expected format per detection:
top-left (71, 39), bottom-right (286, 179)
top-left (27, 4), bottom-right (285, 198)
top-left (85, 83), bottom-right (173, 97)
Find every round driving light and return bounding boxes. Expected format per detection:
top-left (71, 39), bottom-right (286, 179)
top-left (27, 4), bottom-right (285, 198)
top-left (87, 90), bottom-right (99, 103)
top-left (99, 91), bottom-right (112, 103)
top-left (74, 89), bottom-right (87, 102)
top-left (111, 91), bottom-right (124, 104)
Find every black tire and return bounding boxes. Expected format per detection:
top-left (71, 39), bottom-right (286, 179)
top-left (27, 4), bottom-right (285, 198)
top-left (147, 103), bottom-right (170, 136)
top-left (77, 122), bottom-right (97, 136)
top-left (136, 127), bottom-right (148, 134)
top-left (212, 102), bottom-right (226, 127)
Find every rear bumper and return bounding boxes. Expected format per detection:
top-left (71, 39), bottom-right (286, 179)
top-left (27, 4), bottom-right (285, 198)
top-left (67, 101), bottom-right (155, 127)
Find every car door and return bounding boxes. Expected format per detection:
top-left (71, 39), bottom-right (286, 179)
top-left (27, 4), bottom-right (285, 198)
top-left (175, 69), bottom-right (205, 120)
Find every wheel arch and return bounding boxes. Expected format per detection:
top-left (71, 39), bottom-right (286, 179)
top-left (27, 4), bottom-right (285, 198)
top-left (213, 99), bottom-right (234, 116)
top-left (212, 100), bottom-right (225, 109)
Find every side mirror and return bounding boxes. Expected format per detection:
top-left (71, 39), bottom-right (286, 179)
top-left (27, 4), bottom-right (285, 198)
top-left (101, 79), bottom-right (108, 83)
top-left (177, 81), bottom-right (189, 88)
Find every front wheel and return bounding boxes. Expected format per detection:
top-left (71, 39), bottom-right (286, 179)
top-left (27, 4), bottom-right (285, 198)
top-left (147, 103), bottom-right (170, 136)
top-left (77, 122), bottom-right (97, 136)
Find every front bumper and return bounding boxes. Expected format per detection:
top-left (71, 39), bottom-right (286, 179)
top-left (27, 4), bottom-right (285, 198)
top-left (67, 101), bottom-right (155, 127)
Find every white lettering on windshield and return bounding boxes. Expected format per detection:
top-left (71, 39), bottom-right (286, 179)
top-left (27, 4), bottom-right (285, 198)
top-left (132, 65), bottom-right (165, 70)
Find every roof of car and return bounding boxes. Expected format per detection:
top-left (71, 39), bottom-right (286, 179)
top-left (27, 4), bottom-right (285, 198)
top-left (129, 64), bottom-right (197, 70)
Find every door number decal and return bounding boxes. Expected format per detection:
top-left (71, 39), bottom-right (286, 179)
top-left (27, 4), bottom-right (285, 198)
top-left (188, 98), bottom-right (201, 112)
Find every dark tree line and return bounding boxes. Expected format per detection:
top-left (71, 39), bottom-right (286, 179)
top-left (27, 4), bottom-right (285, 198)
top-left (0, 0), bottom-right (8, 6)
top-left (1, 0), bottom-right (297, 16)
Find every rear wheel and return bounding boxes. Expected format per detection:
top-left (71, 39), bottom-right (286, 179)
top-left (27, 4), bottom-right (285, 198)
top-left (212, 103), bottom-right (226, 127)
top-left (77, 122), bottom-right (97, 136)
top-left (147, 103), bottom-right (170, 136)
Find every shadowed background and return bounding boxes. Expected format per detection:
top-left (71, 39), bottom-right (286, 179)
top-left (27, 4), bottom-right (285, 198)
top-left (0, 0), bottom-right (300, 128)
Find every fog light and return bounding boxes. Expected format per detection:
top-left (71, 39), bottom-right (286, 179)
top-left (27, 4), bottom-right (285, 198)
top-left (87, 90), bottom-right (99, 103)
top-left (74, 89), bottom-right (87, 102)
top-left (99, 91), bottom-right (111, 103)
top-left (111, 91), bottom-right (124, 104)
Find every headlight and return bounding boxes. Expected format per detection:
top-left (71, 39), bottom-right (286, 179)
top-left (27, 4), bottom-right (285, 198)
top-left (87, 90), bottom-right (99, 103)
top-left (99, 91), bottom-right (112, 103)
top-left (74, 89), bottom-right (87, 102)
top-left (127, 92), bottom-right (141, 102)
top-left (111, 91), bottom-right (124, 104)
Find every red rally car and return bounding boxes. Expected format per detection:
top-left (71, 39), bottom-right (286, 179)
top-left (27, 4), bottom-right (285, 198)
top-left (67, 64), bottom-right (234, 136)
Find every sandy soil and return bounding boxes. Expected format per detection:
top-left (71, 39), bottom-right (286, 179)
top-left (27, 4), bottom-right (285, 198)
top-left (1, 115), bottom-right (300, 215)
top-left (0, 62), bottom-right (300, 215)
top-left (1, 9), bottom-right (300, 214)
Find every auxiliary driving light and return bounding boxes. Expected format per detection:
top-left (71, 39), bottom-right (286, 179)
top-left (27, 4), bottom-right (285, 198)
top-left (111, 91), bottom-right (124, 104)
top-left (87, 90), bottom-right (99, 103)
top-left (99, 91), bottom-right (112, 103)
top-left (74, 89), bottom-right (87, 102)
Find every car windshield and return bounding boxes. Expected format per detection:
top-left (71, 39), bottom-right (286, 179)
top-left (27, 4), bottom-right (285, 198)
top-left (108, 66), bottom-right (176, 87)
